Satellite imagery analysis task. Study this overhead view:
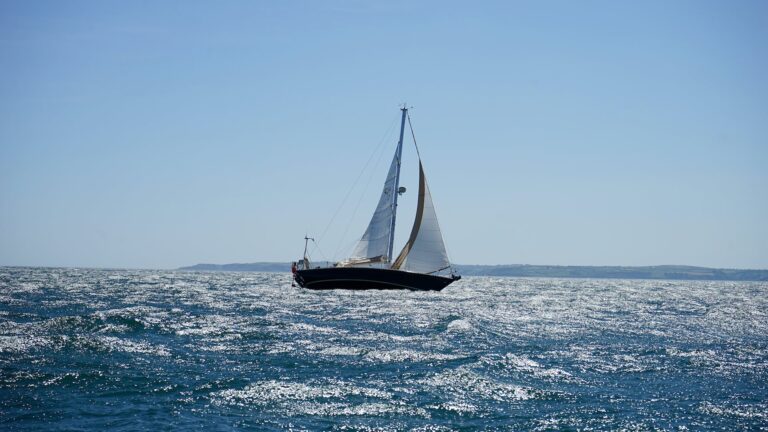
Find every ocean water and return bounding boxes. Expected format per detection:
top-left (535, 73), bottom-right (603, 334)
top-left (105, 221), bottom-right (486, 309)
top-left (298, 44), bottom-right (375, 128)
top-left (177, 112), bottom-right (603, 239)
top-left (1, 268), bottom-right (766, 431)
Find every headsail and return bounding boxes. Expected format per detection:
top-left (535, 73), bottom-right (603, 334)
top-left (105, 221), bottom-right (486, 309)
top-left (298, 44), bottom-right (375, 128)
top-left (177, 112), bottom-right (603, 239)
top-left (347, 145), bottom-right (401, 262)
top-left (392, 162), bottom-right (451, 274)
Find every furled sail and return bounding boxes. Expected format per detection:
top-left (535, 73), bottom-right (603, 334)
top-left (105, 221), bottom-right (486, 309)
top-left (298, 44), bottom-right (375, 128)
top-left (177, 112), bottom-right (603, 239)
top-left (392, 162), bottom-right (451, 274)
top-left (347, 146), bottom-right (401, 262)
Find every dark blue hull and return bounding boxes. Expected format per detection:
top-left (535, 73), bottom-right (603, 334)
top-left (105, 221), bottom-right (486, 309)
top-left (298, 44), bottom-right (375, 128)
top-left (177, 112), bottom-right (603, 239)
top-left (294, 267), bottom-right (459, 291)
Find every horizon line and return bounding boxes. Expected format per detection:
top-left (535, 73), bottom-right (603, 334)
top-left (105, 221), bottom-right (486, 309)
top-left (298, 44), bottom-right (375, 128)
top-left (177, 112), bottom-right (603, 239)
top-left (4, 262), bottom-right (767, 272)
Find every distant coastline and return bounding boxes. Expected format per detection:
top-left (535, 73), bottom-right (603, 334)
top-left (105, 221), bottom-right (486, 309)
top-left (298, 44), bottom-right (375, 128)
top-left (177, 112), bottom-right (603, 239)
top-left (178, 263), bottom-right (768, 281)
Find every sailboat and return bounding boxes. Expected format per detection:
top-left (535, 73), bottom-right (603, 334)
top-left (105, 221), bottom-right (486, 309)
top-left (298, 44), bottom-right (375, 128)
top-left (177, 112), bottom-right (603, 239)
top-left (293, 106), bottom-right (461, 291)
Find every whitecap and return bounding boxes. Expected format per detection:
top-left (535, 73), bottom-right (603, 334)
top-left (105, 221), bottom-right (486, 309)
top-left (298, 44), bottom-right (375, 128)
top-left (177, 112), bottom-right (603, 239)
top-left (95, 336), bottom-right (171, 357)
top-left (699, 401), bottom-right (768, 420)
top-left (211, 379), bottom-right (392, 408)
top-left (363, 349), bottom-right (462, 363)
top-left (0, 335), bottom-right (52, 353)
top-left (446, 318), bottom-right (473, 332)
top-left (419, 366), bottom-right (541, 402)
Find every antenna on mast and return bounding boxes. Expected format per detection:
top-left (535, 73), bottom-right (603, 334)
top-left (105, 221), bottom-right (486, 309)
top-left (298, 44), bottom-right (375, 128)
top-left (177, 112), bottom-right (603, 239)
top-left (302, 235), bottom-right (315, 269)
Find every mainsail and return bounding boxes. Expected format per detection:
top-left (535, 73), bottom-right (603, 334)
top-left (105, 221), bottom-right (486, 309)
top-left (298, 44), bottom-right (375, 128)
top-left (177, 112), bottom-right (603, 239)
top-left (348, 145), bottom-right (401, 262)
top-left (392, 162), bottom-right (451, 274)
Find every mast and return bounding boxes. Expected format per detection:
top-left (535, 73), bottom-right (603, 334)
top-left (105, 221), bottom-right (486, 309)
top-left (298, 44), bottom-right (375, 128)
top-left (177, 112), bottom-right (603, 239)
top-left (388, 106), bottom-right (407, 263)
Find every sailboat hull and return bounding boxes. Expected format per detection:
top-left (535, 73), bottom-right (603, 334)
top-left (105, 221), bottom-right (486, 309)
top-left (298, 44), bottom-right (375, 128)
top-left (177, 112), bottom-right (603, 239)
top-left (294, 267), bottom-right (460, 291)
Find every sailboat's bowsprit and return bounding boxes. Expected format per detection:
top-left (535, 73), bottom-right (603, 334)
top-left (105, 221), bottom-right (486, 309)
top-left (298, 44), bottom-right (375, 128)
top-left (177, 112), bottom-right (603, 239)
top-left (293, 106), bottom-right (460, 291)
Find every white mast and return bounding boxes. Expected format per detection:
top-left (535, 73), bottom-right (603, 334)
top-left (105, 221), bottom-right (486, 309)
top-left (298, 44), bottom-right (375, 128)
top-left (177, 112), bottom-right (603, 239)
top-left (344, 106), bottom-right (407, 265)
top-left (388, 106), bottom-right (407, 263)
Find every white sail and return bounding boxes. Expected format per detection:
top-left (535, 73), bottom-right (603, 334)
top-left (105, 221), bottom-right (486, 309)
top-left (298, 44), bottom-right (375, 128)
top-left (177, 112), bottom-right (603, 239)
top-left (392, 162), bottom-right (451, 274)
top-left (347, 146), bottom-right (400, 261)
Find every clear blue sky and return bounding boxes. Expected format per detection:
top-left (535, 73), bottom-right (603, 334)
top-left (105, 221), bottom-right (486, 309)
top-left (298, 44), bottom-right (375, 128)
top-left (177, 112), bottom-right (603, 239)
top-left (1, 0), bottom-right (766, 269)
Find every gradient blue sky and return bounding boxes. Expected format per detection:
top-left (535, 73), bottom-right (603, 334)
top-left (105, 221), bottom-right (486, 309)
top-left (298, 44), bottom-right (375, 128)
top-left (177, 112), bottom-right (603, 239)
top-left (1, 1), bottom-right (766, 269)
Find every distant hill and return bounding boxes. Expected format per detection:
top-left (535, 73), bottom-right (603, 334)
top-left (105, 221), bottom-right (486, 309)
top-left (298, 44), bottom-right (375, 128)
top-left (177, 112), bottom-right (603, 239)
top-left (179, 262), bottom-right (289, 272)
top-left (453, 264), bottom-right (768, 281)
top-left (178, 262), bottom-right (768, 281)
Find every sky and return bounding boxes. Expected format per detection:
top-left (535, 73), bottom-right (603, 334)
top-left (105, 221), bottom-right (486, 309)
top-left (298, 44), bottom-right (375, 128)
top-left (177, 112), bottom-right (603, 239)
top-left (1, 0), bottom-right (766, 269)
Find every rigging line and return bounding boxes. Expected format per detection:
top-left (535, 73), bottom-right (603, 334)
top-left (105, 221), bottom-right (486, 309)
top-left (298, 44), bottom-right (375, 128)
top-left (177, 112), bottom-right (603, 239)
top-left (335, 237), bottom-right (361, 263)
top-left (426, 266), bottom-right (452, 275)
top-left (314, 114), bottom-right (398, 245)
top-left (443, 233), bottom-right (457, 274)
top-left (406, 110), bottom-right (422, 161)
top-left (310, 238), bottom-right (331, 264)
top-left (309, 113), bottom-right (399, 258)
top-left (407, 110), bottom-right (457, 274)
top-left (332, 137), bottom-right (390, 260)
top-left (430, 177), bottom-right (457, 273)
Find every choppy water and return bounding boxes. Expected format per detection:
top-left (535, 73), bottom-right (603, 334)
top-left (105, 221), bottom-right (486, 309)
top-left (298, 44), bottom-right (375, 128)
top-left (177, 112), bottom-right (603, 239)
top-left (1, 268), bottom-right (766, 431)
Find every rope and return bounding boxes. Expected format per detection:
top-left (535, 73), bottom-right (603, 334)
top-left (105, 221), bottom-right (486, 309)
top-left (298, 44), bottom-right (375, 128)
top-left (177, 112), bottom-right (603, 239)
top-left (312, 114), bottom-right (398, 249)
top-left (308, 113), bottom-right (398, 261)
top-left (406, 110), bottom-right (422, 161)
top-left (309, 114), bottom-right (398, 258)
top-left (334, 237), bottom-right (361, 262)
top-left (310, 237), bottom-right (331, 263)
top-left (332, 139), bottom-right (389, 260)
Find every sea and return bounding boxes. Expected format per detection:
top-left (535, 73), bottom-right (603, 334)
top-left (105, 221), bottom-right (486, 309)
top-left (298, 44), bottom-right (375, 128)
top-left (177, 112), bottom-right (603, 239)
top-left (1, 267), bottom-right (766, 431)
